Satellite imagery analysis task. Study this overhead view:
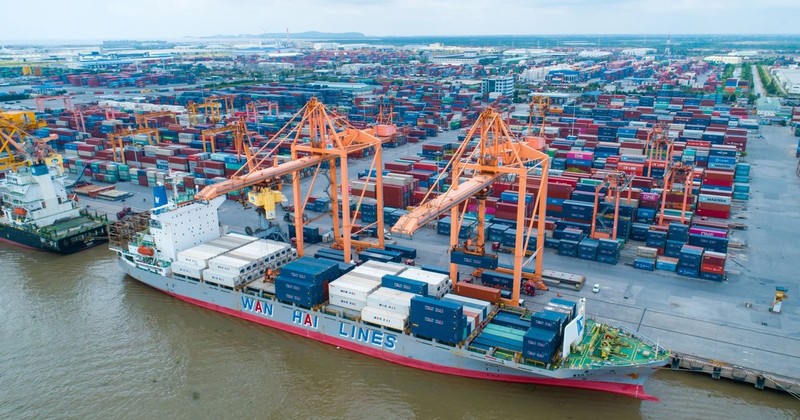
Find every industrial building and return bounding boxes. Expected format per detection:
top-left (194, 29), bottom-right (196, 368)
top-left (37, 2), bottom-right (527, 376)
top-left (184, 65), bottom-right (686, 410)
top-left (774, 67), bottom-right (800, 95)
top-left (481, 76), bottom-right (515, 97)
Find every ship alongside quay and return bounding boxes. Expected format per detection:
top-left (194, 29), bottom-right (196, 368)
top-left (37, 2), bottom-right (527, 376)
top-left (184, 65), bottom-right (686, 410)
top-left (110, 194), bottom-right (670, 400)
top-left (0, 162), bottom-right (108, 254)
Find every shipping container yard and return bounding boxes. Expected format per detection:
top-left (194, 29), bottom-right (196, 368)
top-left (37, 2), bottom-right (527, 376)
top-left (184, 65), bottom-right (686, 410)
top-left (2, 27), bottom-right (800, 418)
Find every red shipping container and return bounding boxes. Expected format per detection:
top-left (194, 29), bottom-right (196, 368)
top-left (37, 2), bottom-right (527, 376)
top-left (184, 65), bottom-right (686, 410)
top-left (700, 264), bottom-right (725, 274)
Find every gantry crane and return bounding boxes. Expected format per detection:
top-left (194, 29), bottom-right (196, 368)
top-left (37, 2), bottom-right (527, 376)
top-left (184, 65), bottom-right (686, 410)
top-left (527, 94), bottom-right (550, 138)
top-left (135, 111), bottom-right (178, 129)
top-left (391, 107), bottom-right (550, 306)
top-left (590, 171), bottom-right (634, 240)
top-left (187, 99), bottom-right (223, 126)
top-left (208, 94), bottom-right (237, 118)
top-left (0, 111), bottom-right (61, 171)
top-left (34, 95), bottom-right (74, 113)
top-left (245, 100), bottom-right (279, 123)
top-left (200, 118), bottom-right (249, 154)
top-left (108, 128), bottom-right (161, 163)
top-left (195, 97), bottom-right (386, 263)
top-left (658, 161), bottom-right (694, 226)
top-left (644, 123), bottom-right (673, 187)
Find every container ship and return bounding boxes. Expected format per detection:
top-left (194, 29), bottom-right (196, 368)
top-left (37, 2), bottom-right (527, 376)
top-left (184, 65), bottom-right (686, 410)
top-left (109, 190), bottom-right (669, 401)
top-left (0, 161), bottom-right (108, 253)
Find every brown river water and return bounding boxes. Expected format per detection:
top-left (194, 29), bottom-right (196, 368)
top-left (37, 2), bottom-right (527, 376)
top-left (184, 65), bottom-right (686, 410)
top-left (1, 246), bottom-right (797, 419)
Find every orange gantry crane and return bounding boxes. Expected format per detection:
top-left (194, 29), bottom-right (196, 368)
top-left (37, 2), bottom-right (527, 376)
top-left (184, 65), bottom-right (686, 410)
top-left (195, 97), bottom-right (386, 263)
top-left (658, 162), bottom-right (694, 226)
top-left (245, 100), bottom-right (279, 123)
top-left (199, 119), bottom-right (249, 154)
top-left (644, 122), bottom-right (673, 188)
top-left (590, 171), bottom-right (634, 240)
top-left (391, 107), bottom-right (550, 306)
top-left (34, 95), bottom-right (74, 113)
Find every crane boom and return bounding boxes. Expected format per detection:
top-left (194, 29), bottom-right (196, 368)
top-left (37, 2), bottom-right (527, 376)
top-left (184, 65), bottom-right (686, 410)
top-left (391, 174), bottom-right (497, 236)
top-left (194, 155), bottom-right (327, 201)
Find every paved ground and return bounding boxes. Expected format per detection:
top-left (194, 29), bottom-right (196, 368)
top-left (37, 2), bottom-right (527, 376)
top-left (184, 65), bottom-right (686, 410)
top-left (78, 124), bottom-right (800, 378)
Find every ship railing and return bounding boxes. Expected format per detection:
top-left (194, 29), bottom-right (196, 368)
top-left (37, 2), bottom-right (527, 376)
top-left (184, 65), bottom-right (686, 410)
top-left (597, 317), bottom-right (669, 357)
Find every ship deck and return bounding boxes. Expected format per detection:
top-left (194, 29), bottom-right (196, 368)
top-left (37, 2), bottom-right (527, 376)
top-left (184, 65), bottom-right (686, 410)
top-left (47, 215), bottom-right (105, 234)
top-left (564, 319), bottom-right (664, 369)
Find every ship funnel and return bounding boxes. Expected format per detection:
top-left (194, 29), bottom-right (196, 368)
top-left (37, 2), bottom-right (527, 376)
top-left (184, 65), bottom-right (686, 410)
top-left (153, 184), bottom-right (168, 207)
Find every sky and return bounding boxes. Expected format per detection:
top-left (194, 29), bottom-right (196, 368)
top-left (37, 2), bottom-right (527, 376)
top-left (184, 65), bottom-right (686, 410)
top-left (0, 0), bottom-right (798, 41)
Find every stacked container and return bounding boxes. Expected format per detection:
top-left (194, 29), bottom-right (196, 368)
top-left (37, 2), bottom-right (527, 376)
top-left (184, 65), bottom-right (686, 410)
top-left (677, 245), bottom-right (704, 278)
top-left (522, 327), bottom-right (557, 364)
top-left (396, 268), bottom-right (451, 298)
top-left (409, 296), bottom-right (466, 344)
top-left (361, 287), bottom-right (415, 331)
top-left (275, 257), bottom-right (340, 308)
top-left (328, 274), bottom-right (381, 311)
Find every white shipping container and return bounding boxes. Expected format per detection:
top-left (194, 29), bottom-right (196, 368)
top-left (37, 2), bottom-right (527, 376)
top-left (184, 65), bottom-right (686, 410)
top-left (361, 306), bottom-right (408, 331)
top-left (366, 287), bottom-right (414, 316)
top-left (443, 293), bottom-right (491, 317)
top-left (207, 238), bottom-right (243, 250)
top-left (223, 232), bottom-right (258, 246)
top-left (329, 292), bottom-right (368, 311)
top-left (328, 275), bottom-right (381, 301)
top-left (361, 260), bottom-right (407, 275)
top-left (237, 239), bottom-right (290, 259)
top-left (202, 268), bottom-right (251, 287)
top-left (462, 306), bottom-right (483, 325)
top-left (246, 279), bottom-right (276, 295)
top-left (177, 244), bottom-right (229, 267)
top-left (397, 268), bottom-right (450, 297)
top-left (171, 261), bottom-right (204, 279)
top-left (348, 267), bottom-right (384, 282)
top-left (208, 255), bottom-right (255, 274)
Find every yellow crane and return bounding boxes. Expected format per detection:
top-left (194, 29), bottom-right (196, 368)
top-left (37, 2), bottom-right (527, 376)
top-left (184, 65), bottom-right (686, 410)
top-left (247, 188), bottom-right (287, 220)
top-left (0, 110), bottom-right (61, 171)
top-left (107, 128), bottom-right (161, 163)
top-left (135, 111), bottom-right (178, 129)
top-left (187, 99), bottom-right (222, 126)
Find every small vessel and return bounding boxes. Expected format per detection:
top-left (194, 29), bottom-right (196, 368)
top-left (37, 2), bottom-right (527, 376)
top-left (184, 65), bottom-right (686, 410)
top-left (110, 192), bottom-right (670, 400)
top-left (0, 162), bottom-right (108, 254)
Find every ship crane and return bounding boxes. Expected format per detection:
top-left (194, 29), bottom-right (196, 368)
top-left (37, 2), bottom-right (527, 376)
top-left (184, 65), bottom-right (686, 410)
top-left (0, 111), bottom-right (60, 171)
top-left (194, 97), bottom-right (386, 263)
top-left (391, 107), bottom-right (550, 306)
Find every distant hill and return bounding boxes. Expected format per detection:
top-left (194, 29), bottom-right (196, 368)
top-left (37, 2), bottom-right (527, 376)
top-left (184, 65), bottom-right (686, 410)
top-left (203, 31), bottom-right (366, 40)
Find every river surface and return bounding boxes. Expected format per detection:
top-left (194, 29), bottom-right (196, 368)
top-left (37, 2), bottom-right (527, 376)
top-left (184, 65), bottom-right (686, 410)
top-left (1, 246), bottom-right (797, 419)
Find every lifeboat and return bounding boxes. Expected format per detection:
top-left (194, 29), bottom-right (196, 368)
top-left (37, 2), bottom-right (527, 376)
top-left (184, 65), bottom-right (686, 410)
top-left (13, 207), bottom-right (27, 216)
top-left (137, 245), bottom-right (155, 256)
